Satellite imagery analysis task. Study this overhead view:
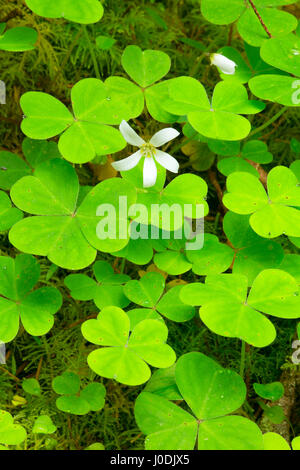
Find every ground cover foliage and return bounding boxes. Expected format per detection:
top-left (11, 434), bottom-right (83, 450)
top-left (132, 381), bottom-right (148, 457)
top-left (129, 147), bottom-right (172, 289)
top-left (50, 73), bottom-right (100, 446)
top-left (0, 0), bottom-right (299, 451)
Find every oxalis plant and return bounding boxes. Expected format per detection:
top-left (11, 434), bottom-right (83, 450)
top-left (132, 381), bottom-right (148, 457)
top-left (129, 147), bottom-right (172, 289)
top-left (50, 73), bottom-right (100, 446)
top-left (0, 0), bottom-right (299, 452)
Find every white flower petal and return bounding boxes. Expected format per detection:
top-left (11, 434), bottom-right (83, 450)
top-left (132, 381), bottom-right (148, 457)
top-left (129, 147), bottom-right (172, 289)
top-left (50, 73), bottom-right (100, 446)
top-left (154, 150), bottom-right (179, 174)
top-left (111, 150), bottom-right (142, 171)
top-left (150, 128), bottom-right (180, 147)
top-left (210, 53), bottom-right (237, 75)
top-left (119, 120), bottom-right (145, 147)
top-left (143, 156), bottom-right (157, 188)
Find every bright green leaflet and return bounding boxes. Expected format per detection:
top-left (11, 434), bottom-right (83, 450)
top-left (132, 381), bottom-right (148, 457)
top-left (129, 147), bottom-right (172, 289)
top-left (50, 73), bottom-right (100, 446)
top-left (124, 272), bottom-right (195, 324)
top-left (163, 78), bottom-right (264, 141)
top-left (121, 45), bottom-right (171, 88)
top-left (96, 35), bottom-right (116, 50)
top-left (201, 0), bottom-right (298, 46)
top-left (0, 191), bottom-right (23, 231)
top-left (0, 138), bottom-right (60, 190)
top-left (85, 443), bottom-right (105, 450)
top-left (0, 410), bottom-right (27, 446)
top-left (144, 365), bottom-right (182, 401)
top-left (120, 46), bottom-right (179, 123)
top-left (25, 0), bottom-right (104, 24)
top-left (223, 167), bottom-right (300, 238)
top-left (261, 403), bottom-right (285, 424)
top-left (180, 269), bottom-right (300, 347)
top-left (0, 254), bottom-right (62, 343)
top-left (22, 378), bottom-right (41, 396)
top-left (145, 79), bottom-right (180, 123)
top-left (20, 78), bottom-right (144, 163)
top-left (249, 75), bottom-right (300, 106)
top-left (186, 234), bottom-right (234, 276)
top-left (154, 232), bottom-right (233, 276)
top-left (260, 33), bottom-right (300, 76)
top-left (153, 229), bottom-right (192, 275)
top-left (32, 416), bottom-right (57, 435)
top-left (217, 140), bottom-right (273, 177)
top-left (82, 306), bottom-right (176, 386)
top-left (254, 382), bottom-right (284, 401)
top-left (9, 159), bottom-right (137, 269)
top-left (237, 5), bottom-right (297, 47)
top-left (121, 160), bottom-right (208, 230)
top-left (135, 352), bottom-right (263, 450)
top-left (292, 436), bottom-right (300, 450)
top-left (0, 26), bottom-right (37, 52)
top-left (223, 212), bottom-right (284, 284)
top-left (263, 432), bottom-right (291, 450)
top-left (52, 372), bottom-right (106, 415)
top-left (64, 260), bottom-right (131, 309)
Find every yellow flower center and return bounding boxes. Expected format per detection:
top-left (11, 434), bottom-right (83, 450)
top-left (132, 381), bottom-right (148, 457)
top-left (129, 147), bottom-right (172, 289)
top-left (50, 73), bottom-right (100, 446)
top-left (140, 143), bottom-right (156, 159)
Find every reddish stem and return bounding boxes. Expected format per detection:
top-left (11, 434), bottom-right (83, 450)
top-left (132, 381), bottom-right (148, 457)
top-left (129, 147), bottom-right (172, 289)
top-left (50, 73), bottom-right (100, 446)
top-left (247, 0), bottom-right (272, 38)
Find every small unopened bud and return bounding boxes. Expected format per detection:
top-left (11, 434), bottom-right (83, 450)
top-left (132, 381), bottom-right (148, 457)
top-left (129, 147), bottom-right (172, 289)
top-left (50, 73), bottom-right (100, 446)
top-left (210, 53), bottom-right (237, 75)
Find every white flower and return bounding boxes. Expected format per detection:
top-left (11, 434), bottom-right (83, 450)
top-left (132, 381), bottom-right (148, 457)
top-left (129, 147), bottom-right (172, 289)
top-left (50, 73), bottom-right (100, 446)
top-left (210, 53), bottom-right (237, 75)
top-left (112, 120), bottom-right (180, 188)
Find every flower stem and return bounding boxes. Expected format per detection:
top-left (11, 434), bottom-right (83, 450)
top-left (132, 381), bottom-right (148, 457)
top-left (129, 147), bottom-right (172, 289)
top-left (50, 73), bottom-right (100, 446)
top-left (249, 106), bottom-right (287, 137)
top-left (240, 340), bottom-right (246, 378)
top-left (83, 25), bottom-right (101, 79)
top-left (247, 0), bottom-right (272, 38)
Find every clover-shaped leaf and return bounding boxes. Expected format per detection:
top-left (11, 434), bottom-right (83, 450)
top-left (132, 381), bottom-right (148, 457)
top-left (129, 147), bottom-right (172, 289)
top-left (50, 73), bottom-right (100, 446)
top-left (223, 167), bottom-right (300, 238)
top-left (0, 410), bottom-right (27, 446)
top-left (249, 33), bottom-right (300, 105)
top-left (22, 378), bottom-right (41, 396)
top-left (52, 372), bottom-right (106, 415)
top-left (122, 45), bottom-right (171, 88)
top-left (201, 0), bottom-right (297, 46)
top-left (216, 140), bottom-right (273, 177)
top-left (0, 191), bottom-right (23, 231)
top-left (9, 159), bottom-right (137, 269)
top-left (65, 260), bottom-right (131, 309)
top-left (154, 233), bottom-right (233, 276)
top-left (180, 269), bottom-right (300, 347)
top-left (20, 77), bottom-right (144, 163)
top-left (223, 211), bottom-right (284, 284)
top-left (250, 75), bottom-right (300, 106)
top-left (121, 160), bottom-right (208, 231)
top-left (260, 33), bottom-right (300, 76)
top-left (263, 432), bottom-right (291, 450)
top-left (163, 78), bottom-right (264, 140)
top-left (32, 415), bottom-right (57, 434)
top-left (0, 254), bottom-right (62, 343)
top-left (124, 272), bottom-right (195, 326)
top-left (82, 306), bottom-right (176, 386)
top-left (135, 352), bottom-right (263, 450)
top-left (0, 138), bottom-right (61, 190)
top-left (185, 234), bottom-right (234, 276)
top-left (0, 25), bottom-right (37, 52)
top-left (120, 46), bottom-right (179, 123)
top-left (153, 235), bottom-right (192, 275)
top-left (25, 0), bottom-right (104, 24)
top-left (254, 382), bottom-right (284, 401)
